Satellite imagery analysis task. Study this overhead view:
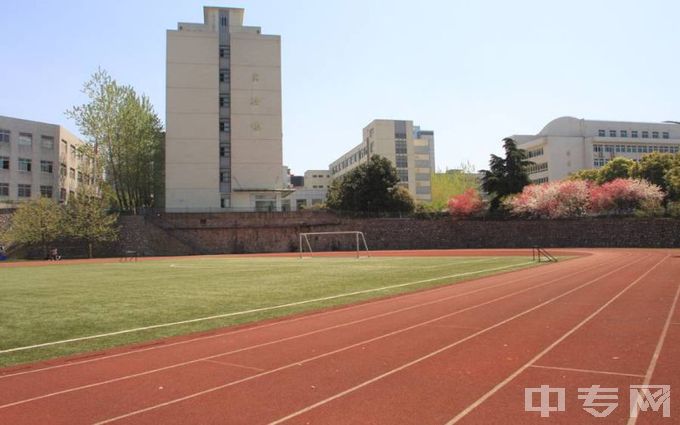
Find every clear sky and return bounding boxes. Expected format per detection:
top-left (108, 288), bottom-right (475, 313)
top-left (1, 0), bottom-right (678, 174)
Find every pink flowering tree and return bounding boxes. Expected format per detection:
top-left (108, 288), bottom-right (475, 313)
top-left (589, 178), bottom-right (663, 215)
top-left (448, 188), bottom-right (485, 218)
top-left (505, 180), bottom-right (590, 218)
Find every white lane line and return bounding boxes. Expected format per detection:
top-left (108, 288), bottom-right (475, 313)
top-left (1, 256), bottom-right (577, 380)
top-left (201, 360), bottom-right (264, 372)
top-left (626, 279), bottom-right (680, 425)
top-left (529, 364), bottom-right (645, 378)
top-left (92, 256), bottom-right (642, 424)
top-left (0, 261), bottom-right (536, 356)
top-left (444, 254), bottom-right (669, 425)
top-left (266, 255), bottom-right (651, 425)
top-left (1, 257), bottom-right (602, 409)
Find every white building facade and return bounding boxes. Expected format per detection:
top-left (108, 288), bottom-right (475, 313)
top-left (329, 119), bottom-right (435, 203)
top-left (165, 7), bottom-right (286, 212)
top-left (513, 117), bottom-right (680, 183)
top-left (0, 115), bottom-right (89, 207)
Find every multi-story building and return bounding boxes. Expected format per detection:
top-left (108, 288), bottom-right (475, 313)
top-left (288, 170), bottom-right (330, 210)
top-left (329, 119), bottom-right (435, 202)
top-left (165, 7), bottom-right (286, 212)
top-left (0, 115), bottom-right (89, 207)
top-left (514, 117), bottom-right (680, 183)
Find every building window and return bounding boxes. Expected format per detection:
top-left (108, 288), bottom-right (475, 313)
top-left (219, 95), bottom-right (230, 108)
top-left (663, 132), bottom-right (670, 139)
top-left (69, 167), bottom-right (76, 179)
top-left (41, 135), bottom-right (54, 149)
top-left (219, 46), bottom-right (230, 58)
top-left (609, 130), bottom-right (617, 137)
top-left (18, 184), bottom-right (31, 198)
top-left (77, 171), bottom-right (83, 183)
top-left (0, 156), bottom-right (9, 170)
top-left (0, 183), bottom-right (8, 197)
top-left (70, 145), bottom-right (77, 159)
top-left (0, 129), bottom-right (10, 143)
top-left (219, 70), bottom-right (229, 83)
top-left (397, 169), bottom-right (409, 182)
top-left (40, 185), bottom-right (53, 198)
top-left (220, 171), bottom-right (228, 183)
top-left (40, 160), bottom-right (53, 173)
top-left (60, 163), bottom-right (67, 177)
top-left (632, 130), bottom-right (639, 138)
top-left (18, 158), bottom-right (32, 172)
top-left (61, 139), bottom-right (67, 152)
top-left (642, 131), bottom-right (649, 138)
top-left (18, 132), bottom-right (32, 147)
top-left (598, 130), bottom-right (605, 137)
top-left (219, 120), bottom-right (230, 132)
top-left (620, 130), bottom-right (627, 138)
top-left (527, 147), bottom-right (544, 158)
top-left (60, 188), bottom-right (66, 202)
top-left (220, 16), bottom-right (227, 26)
top-left (652, 131), bottom-right (659, 139)
top-left (220, 145), bottom-right (229, 157)
top-left (396, 156), bottom-right (408, 168)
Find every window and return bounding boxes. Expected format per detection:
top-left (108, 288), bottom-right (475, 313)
top-left (69, 167), bottom-right (75, 179)
top-left (70, 145), bottom-right (76, 159)
top-left (0, 129), bottom-right (9, 143)
top-left (41, 135), bottom-right (54, 149)
top-left (632, 130), bottom-right (639, 138)
top-left (18, 132), bottom-right (32, 146)
top-left (663, 132), bottom-right (670, 139)
top-left (593, 144), bottom-right (603, 153)
top-left (652, 131), bottom-right (659, 139)
top-left (219, 120), bottom-right (230, 132)
top-left (0, 183), bottom-right (8, 197)
top-left (396, 156), bottom-right (408, 168)
top-left (77, 171), bottom-right (83, 183)
top-left (40, 185), bottom-right (53, 198)
top-left (598, 130), bottom-right (606, 137)
top-left (609, 130), bottom-right (616, 137)
top-left (0, 156), bottom-right (8, 170)
top-left (220, 145), bottom-right (229, 157)
top-left (18, 158), bottom-right (32, 172)
top-left (219, 46), bottom-right (230, 58)
top-left (220, 16), bottom-right (227, 26)
top-left (61, 139), bottom-right (67, 152)
top-left (60, 163), bottom-right (67, 177)
top-left (60, 188), bottom-right (66, 202)
top-left (397, 169), bottom-right (409, 182)
top-left (642, 131), bottom-right (649, 138)
top-left (527, 162), bottom-right (549, 174)
top-left (18, 184), bottom-right (31, 198)
top-left (40, 160), bottom-right (53, 173)
top-left (219, 96), bottom-right (230, 108)
top-left (220, 171), bottom-right (229, 183)
top-left (620, 130), bottom-right (628, 138)
top-left (219, 70), bottom-right (229, 83)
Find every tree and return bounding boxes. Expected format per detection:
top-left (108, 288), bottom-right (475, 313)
top-left (505, 180), bottom-right (590, 218)
top-left (326, 155), bottom-right (415, 213)
top-left (429, 162), bottom-right (479, 210)
top-left (448, 188), bottom-right (485, 218)
top-left (481, 138), bottom-right (533, 211)
top-left (65, 190), bottom-right (119, 258)
top-left (568, 169), bottom-right (600, 182)
top-left (5, 199), bottom-right (65, 258)
top-left (597, 157), bottom-right (634, 184)
top-left (589, 178), bottom-right (663, 215)
top-left (631, 152), bottom-right (675, 198)
top-left (66, 69), bottom-right (164, 212)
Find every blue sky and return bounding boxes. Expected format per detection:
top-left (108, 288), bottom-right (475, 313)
top-left (1, 0), bottom-right (678, 174)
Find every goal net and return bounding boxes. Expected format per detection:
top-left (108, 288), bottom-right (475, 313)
top-left (299, 231), bottom-right (370, 258)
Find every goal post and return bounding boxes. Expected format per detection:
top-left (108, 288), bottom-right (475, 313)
top-left (299, 231), bottom-right (370, 259)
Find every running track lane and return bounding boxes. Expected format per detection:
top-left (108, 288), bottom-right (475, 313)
top-left (0, 249), bottom-right (675, 424)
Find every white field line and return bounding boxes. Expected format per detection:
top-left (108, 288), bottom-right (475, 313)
top-left (93, 255), bottom-right (644, 424)
top-left (0, 258), bottom-right (610, 409)
top-left (266, 255), bottom-right (654, 425)
top-left (0, 261), bottom-right (535, 355)
top-left (626, 276), bottom-right (680, 425)
top-left (0, 256), bottom-right (579, 380)
top-left (529, 365), bottom-right (645, 378)
top-left (444, 254), bottom-right (669, 425)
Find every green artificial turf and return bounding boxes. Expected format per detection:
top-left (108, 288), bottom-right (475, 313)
top-left (0, 255), bottom-right (540, 367)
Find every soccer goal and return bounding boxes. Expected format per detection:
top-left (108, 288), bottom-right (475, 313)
top-left (299, 231), bottom-right (370, 258)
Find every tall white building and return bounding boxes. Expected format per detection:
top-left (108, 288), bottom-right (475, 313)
top-left (0, 115), bottom-right (89, 207)
top-left (329, 119), bottom-right (435, 202)
top-left (165, 7), bottom-right (286, 212)
top-left (513, 117), bottom-right (680, 183)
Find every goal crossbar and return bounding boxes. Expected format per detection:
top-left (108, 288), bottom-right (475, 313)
top-left (299, 231), bottom-right (369, 258)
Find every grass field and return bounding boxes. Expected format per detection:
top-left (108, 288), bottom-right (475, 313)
top-left (0, 255), bottom-right (540, 368)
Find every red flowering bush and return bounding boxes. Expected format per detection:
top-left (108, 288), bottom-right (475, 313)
top-left (589, 178), bottom-right (663, 214)
top-left (448, 189), bottom-right (485, 218)
top-left (505, 180), bottom-right (590, 218)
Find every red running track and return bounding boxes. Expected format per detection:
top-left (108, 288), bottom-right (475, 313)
top-left (0, 248), bottom-right (677, 424)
